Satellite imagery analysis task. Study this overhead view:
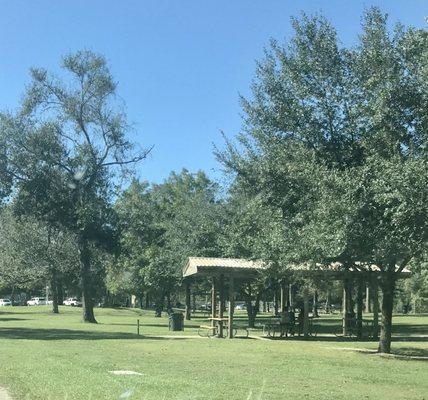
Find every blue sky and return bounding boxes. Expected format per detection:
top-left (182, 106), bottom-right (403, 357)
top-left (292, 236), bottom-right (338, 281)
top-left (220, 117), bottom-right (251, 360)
top-left (0, 1), bottom-right (426, 184)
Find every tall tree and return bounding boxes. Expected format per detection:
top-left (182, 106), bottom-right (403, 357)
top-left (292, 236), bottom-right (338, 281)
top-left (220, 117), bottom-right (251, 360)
top-left (0, 51), bottom-right (148, 322)
top-left (116, 170), bottom-right (222, 315)
top-left (218, 9), bottom-right (428, 353)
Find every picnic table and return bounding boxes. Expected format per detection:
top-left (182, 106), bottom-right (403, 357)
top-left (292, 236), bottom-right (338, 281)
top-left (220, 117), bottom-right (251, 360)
top-left (198, 317), bottom-right (249, 338)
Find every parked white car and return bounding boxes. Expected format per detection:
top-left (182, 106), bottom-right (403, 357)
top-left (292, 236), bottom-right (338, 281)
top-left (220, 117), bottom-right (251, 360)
top-left (0, 298), bottom-right (12, 306)
top-left (63, 297), bottom-right (81, 307)
top-left (27, 297), bottom-right (47, 306)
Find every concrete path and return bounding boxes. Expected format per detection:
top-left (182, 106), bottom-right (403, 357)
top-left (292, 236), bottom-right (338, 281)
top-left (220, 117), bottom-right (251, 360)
top-left (0, 386), bottom-right (12, 400)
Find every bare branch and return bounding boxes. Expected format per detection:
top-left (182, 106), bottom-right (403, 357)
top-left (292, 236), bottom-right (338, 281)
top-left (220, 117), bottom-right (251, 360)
top-left (101, 145), bottom-right (153, 168)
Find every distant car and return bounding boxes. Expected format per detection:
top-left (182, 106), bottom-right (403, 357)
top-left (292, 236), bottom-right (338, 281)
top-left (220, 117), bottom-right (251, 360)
top-left (63, 297), bottom-right (82, 307)
top-left (235, 303), bottom-right (246, 311)
top-left (0, 298), bottom-right (12, 307)
top-left (199, 303), bottom-right (211, 311)
top-left (27, 297), bottom-right (47, 306)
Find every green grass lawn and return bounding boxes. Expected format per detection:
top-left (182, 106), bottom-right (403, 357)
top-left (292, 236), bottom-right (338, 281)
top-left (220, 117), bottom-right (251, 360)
top-left (0, 307), bottom-right (427, 400)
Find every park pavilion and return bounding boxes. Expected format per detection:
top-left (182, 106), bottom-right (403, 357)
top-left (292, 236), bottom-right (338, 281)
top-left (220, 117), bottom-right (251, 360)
top-left (182, 256), bottom-right (410, 339)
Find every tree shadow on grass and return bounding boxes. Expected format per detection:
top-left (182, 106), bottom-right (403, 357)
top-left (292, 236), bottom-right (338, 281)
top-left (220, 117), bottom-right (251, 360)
top-left (0, 327), bottom-right (202, 341)
top-left (392, 324), bottom-right (428, 335)
top-left (392, 347), bottom-right (428, 358)
top-left (106, 322), bottom-right (201, 329)
top-left (265, 335), bottom-right (428, 343)
top-left (0, 318), bottom-right (31, 322)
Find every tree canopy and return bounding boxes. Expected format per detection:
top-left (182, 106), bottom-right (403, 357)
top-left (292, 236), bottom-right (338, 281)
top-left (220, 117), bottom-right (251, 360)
top-left (217, 8), bottom-right (428, 353)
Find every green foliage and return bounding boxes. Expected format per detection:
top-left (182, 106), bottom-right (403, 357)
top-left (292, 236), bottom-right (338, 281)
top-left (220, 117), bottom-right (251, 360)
top-left (0, 207), bottom-right (79, 292)
top-left (0, 50), bottom-right (147, 321)
top-left (115, 170), bottom-right (223, 304)
top-left (218, 7), bottom-right (428, 271)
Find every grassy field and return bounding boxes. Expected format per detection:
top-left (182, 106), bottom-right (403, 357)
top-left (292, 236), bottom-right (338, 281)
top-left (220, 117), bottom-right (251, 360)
top-left (0, 307), bottom-right (427, 400)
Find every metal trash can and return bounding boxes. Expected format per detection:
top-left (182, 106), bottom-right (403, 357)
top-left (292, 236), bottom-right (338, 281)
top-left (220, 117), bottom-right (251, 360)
top-left (169, 312), bottom-right (184, 331)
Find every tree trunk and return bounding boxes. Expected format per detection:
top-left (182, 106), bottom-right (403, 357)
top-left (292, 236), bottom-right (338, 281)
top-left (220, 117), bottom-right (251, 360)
top-left (77, 233), bottom-right (97, 323)
top-left (303, 289), bottom-right (310, 338)
top-left (57, 280), bottom-right (64, 305)
top-left (185, 280), bottom-right (191, 320)
top-left (192, 292), bottom-right (197, 313)
top-left (50, 271), bottom-right (59, 314)
top-left (325, 289), bottom-right (331, 313)
top-left (372, 278), bottom-right (379, 340)
top-left (273, 289), bottom-right (279, 316)
top-left (312, 290), bottom-right (319, 317)
top-left (155, 295), bottom-right (163, 317)
top-left (342, 277), bottom-right (353, 335)
top-left (245, 284), bottom-right (260, 329)
top-left (246, 300), bottom-right (259, 328)
top-left (378, 271), bottom-right (396, 353)
top-left (356, 277), bottom-right (363, 339)
top-left (166, 292), bottom-right (172, 314)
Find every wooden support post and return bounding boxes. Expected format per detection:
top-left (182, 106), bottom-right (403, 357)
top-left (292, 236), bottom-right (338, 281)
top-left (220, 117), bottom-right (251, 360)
top-left (325, 289), bottom-right (331, 313)
top-left (211, 277), bottom-right (217, 329)
top-left (285, 284), bottom-right (290, 309)
top-left (137, 319), bottom-right (140, 336)
top-left (303, 288), bottom-right (310, 338)
top-left (262, 300), bottom-right (267, 313)
top-left (365, 283), bottom-right (371, 313)
top-left (218, 275), bottom-right (224, 338)
top-left (356, 277), bottom-right (363, 339)
top-left (228, 276), bottom-right (235, 339)
top-left (372, 278), bottom-right (379, 340)
top-left (185, 280), bottom-right (191, 320)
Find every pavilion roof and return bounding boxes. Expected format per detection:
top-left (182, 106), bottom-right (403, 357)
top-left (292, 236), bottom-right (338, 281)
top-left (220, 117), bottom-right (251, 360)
top-left (183, 257), bottom-right (265, 278)
top-left (182, 257), bottom-right (410, 279)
